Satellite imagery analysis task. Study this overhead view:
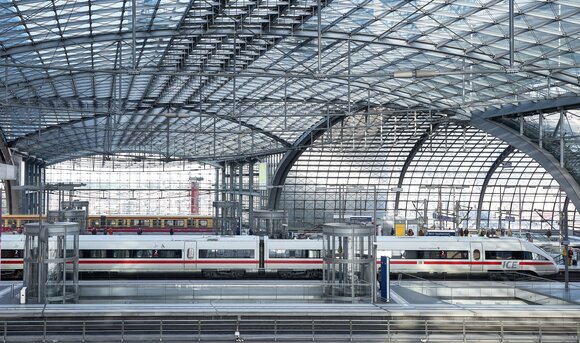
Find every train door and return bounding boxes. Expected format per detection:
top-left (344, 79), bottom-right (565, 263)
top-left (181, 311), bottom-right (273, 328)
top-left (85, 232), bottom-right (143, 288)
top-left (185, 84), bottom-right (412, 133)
top-left (184, 241), bottom-right (197, 272)
top-left (470, 242), bottom-right (483, 272)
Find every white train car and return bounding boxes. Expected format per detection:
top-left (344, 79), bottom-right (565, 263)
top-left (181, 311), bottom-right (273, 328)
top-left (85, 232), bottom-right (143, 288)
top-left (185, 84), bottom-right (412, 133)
top-left (196, 236), bottom-right (259, 278)
top-left (264, 237), bottom-right (322, 278)
top-left (0, 234), bottom-right (557, 278)
top-left (375, 236), bottom-right (557, 276)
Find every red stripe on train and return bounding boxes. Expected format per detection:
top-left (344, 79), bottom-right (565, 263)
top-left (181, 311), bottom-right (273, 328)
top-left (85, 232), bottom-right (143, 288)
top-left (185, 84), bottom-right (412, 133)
top-left (265, 260), bottom-right (322, 264)
top-left (78, 259), bottom-right (259, 264)
top-left (423, 261), bottom-right (502, 265)
top-left (519, 261), bottom-right (555, 266)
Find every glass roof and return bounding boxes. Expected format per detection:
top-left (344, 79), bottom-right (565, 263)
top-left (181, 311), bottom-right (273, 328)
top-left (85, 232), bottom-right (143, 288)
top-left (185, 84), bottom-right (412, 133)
top-left (0, 0), bottom-right (577, 164)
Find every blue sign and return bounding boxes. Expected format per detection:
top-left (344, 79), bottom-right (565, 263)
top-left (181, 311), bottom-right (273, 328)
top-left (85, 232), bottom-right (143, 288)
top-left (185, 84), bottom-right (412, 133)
top-left (380, 256), bottom-right (390, 302)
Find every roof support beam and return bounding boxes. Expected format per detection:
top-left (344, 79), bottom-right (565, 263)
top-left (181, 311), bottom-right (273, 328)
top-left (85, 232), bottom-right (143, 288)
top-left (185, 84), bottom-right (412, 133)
top-left (267, 114), bottom-right (346, 210)
top-left (394, 122), bottom-right (441, 212)
top-left (474, 145), bottom-right (515, 231)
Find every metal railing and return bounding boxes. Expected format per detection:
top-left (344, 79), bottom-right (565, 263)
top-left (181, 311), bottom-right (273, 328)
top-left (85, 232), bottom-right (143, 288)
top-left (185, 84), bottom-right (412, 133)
top-left (1, 317), bottom-right (579, 342)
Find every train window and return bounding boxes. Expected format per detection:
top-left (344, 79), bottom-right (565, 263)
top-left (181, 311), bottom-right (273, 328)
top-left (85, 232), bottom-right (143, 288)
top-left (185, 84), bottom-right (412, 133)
top-left (166, 220), bottom-right (184, 227)
top-left (473, 250), bottom-right (481, 260)
top-left (445, 250), bottom-right (469, 259)
top-left (135, 220), bottom-right (149, 227)
top-left (199, 249), bottom-right (255, 259)
top-left (268, 249), bottom-right (322, 258)
top-left (199, 220), bottom-right (208, 228)
top-left (531, 253), bottom-right (548, 261)
top-left (153, 220), bottom-right (161, 227)
top-left (1, 250), bottom-right (22, 258)
top-left (155, 250), bottom-right (182, 258)
top-left (401, 250), bottom-right (467, 259)
top-left (80, 250), bottom-right (104, 258)
top-left (111, 250), bottom-right (131, 258)
top-left (132, 250), bottom-right (152, 258)
top-left (485, 251), bottom-right (524, 260)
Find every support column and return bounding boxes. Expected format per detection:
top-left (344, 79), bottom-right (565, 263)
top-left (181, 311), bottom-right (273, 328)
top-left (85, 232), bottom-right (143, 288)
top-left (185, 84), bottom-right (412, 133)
top-left (248, 162), bottom-right (254, 231)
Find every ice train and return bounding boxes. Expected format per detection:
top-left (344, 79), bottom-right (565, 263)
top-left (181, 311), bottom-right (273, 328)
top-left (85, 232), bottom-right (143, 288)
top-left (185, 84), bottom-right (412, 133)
top-left (0, 235), bottom-right (558, 278)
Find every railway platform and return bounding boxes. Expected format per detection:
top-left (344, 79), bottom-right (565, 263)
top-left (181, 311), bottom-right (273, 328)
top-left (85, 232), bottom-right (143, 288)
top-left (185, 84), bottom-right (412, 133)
top-left (0, 277), bottom-right (579, 341)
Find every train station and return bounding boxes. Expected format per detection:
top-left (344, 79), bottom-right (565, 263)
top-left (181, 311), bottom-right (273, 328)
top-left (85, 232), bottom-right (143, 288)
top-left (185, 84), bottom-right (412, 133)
top-left (0, 0), bottom-right (579, 341)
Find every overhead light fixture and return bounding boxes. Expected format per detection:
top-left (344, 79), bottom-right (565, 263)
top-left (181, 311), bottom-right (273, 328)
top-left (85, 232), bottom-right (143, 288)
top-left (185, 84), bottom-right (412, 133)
top-left (165, 112), bottom-right (189, 118)
top-left (393, 70), bottom-right (440, 78)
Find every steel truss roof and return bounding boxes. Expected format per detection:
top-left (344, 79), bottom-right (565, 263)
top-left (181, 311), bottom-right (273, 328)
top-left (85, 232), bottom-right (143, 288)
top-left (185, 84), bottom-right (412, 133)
top-left (0, 0), bottom-right (578, 165)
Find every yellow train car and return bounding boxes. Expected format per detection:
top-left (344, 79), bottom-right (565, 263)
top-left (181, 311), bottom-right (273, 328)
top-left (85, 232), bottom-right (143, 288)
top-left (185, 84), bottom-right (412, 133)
top-left (1, 214), bottom-right (214, 233)
top-left (88, 214), bottom-right (214, 233)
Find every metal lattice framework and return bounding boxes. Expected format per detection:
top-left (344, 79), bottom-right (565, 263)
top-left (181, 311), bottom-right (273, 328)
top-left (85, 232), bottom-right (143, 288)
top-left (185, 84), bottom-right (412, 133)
top-left (0, 0), bottom-right (579, 229)
top-left (0, 0), bottom-right (578, 165)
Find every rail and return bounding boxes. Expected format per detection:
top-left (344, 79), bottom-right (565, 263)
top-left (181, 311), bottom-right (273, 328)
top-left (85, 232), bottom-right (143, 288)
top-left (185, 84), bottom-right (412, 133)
top-left (0, 317), bottom-right (579, 342)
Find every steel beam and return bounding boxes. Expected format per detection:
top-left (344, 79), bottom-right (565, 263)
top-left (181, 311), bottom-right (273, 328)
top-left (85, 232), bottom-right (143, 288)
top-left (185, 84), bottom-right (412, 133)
top-left (267, 114), bottom-right (347, 210)
top-left (474, 145), bottom-right (515, 230)
top-left (473, 95), bottom-right (580, 119)
top-left (394, 122), bottom-right (441, 211)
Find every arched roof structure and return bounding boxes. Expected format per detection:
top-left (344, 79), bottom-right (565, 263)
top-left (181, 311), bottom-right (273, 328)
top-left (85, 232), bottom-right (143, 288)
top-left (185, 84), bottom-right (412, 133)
top-left (0, 0), bottom-right (577, 165)
top-left (0, 0), bottom-right (579, 228)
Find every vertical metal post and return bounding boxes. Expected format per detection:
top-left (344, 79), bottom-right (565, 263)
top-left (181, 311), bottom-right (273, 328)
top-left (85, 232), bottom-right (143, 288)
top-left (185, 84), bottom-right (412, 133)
top-left (121, 320), bottom-right (125, 342)
top-left (347, 38), bottom-right (351, 115)
top-left (373, 185), bottom-right (377, 235)
top-left (132, 0), bottom-right (137, 71)
top-left (82, 321), bottom-right (85, 343)
top-left (538, 113), bottom-right (543, 149)
top-left (560, 108), bottom-right (565, 167)
top-left (160, 320), bottom-right (163, 341)
top-left (509, 0), bottom-right (515, 69)
top-left (317, 0), bottom-right (322, 74)
top-left (349, 320), bottom-right (352, 342)
top-left (248, 162), bottom-right (254, 231)
top-left (562, 191), bottom-right (569, 290)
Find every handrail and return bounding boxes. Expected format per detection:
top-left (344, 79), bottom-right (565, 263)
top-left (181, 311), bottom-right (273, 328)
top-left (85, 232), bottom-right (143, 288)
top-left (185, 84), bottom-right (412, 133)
top-left (0, 317), bottom-right (579, 342)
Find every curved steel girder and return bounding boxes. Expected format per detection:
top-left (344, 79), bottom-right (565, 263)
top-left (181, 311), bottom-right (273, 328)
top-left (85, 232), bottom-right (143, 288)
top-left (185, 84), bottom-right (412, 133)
top-left (394, 122), bottom-right (442, 212)
top-left (471, 116), bottom-right (580, 216)
top-left (267, 114), bottom-right (347, 210)
top-left (473, 95), bottom-right (580, 119)
top-left (43, 146), bottom-right (290, 167)
top-left (1, 28), bottom-right (576, 86)
top-left (474, 145), bottom-right (516, 230)
top-left (0, 27), bottom-right (573, 77)
top-left (2, 69), bottom-right (452, 120)
top-left (11, 107), bottom-right (291, 155)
